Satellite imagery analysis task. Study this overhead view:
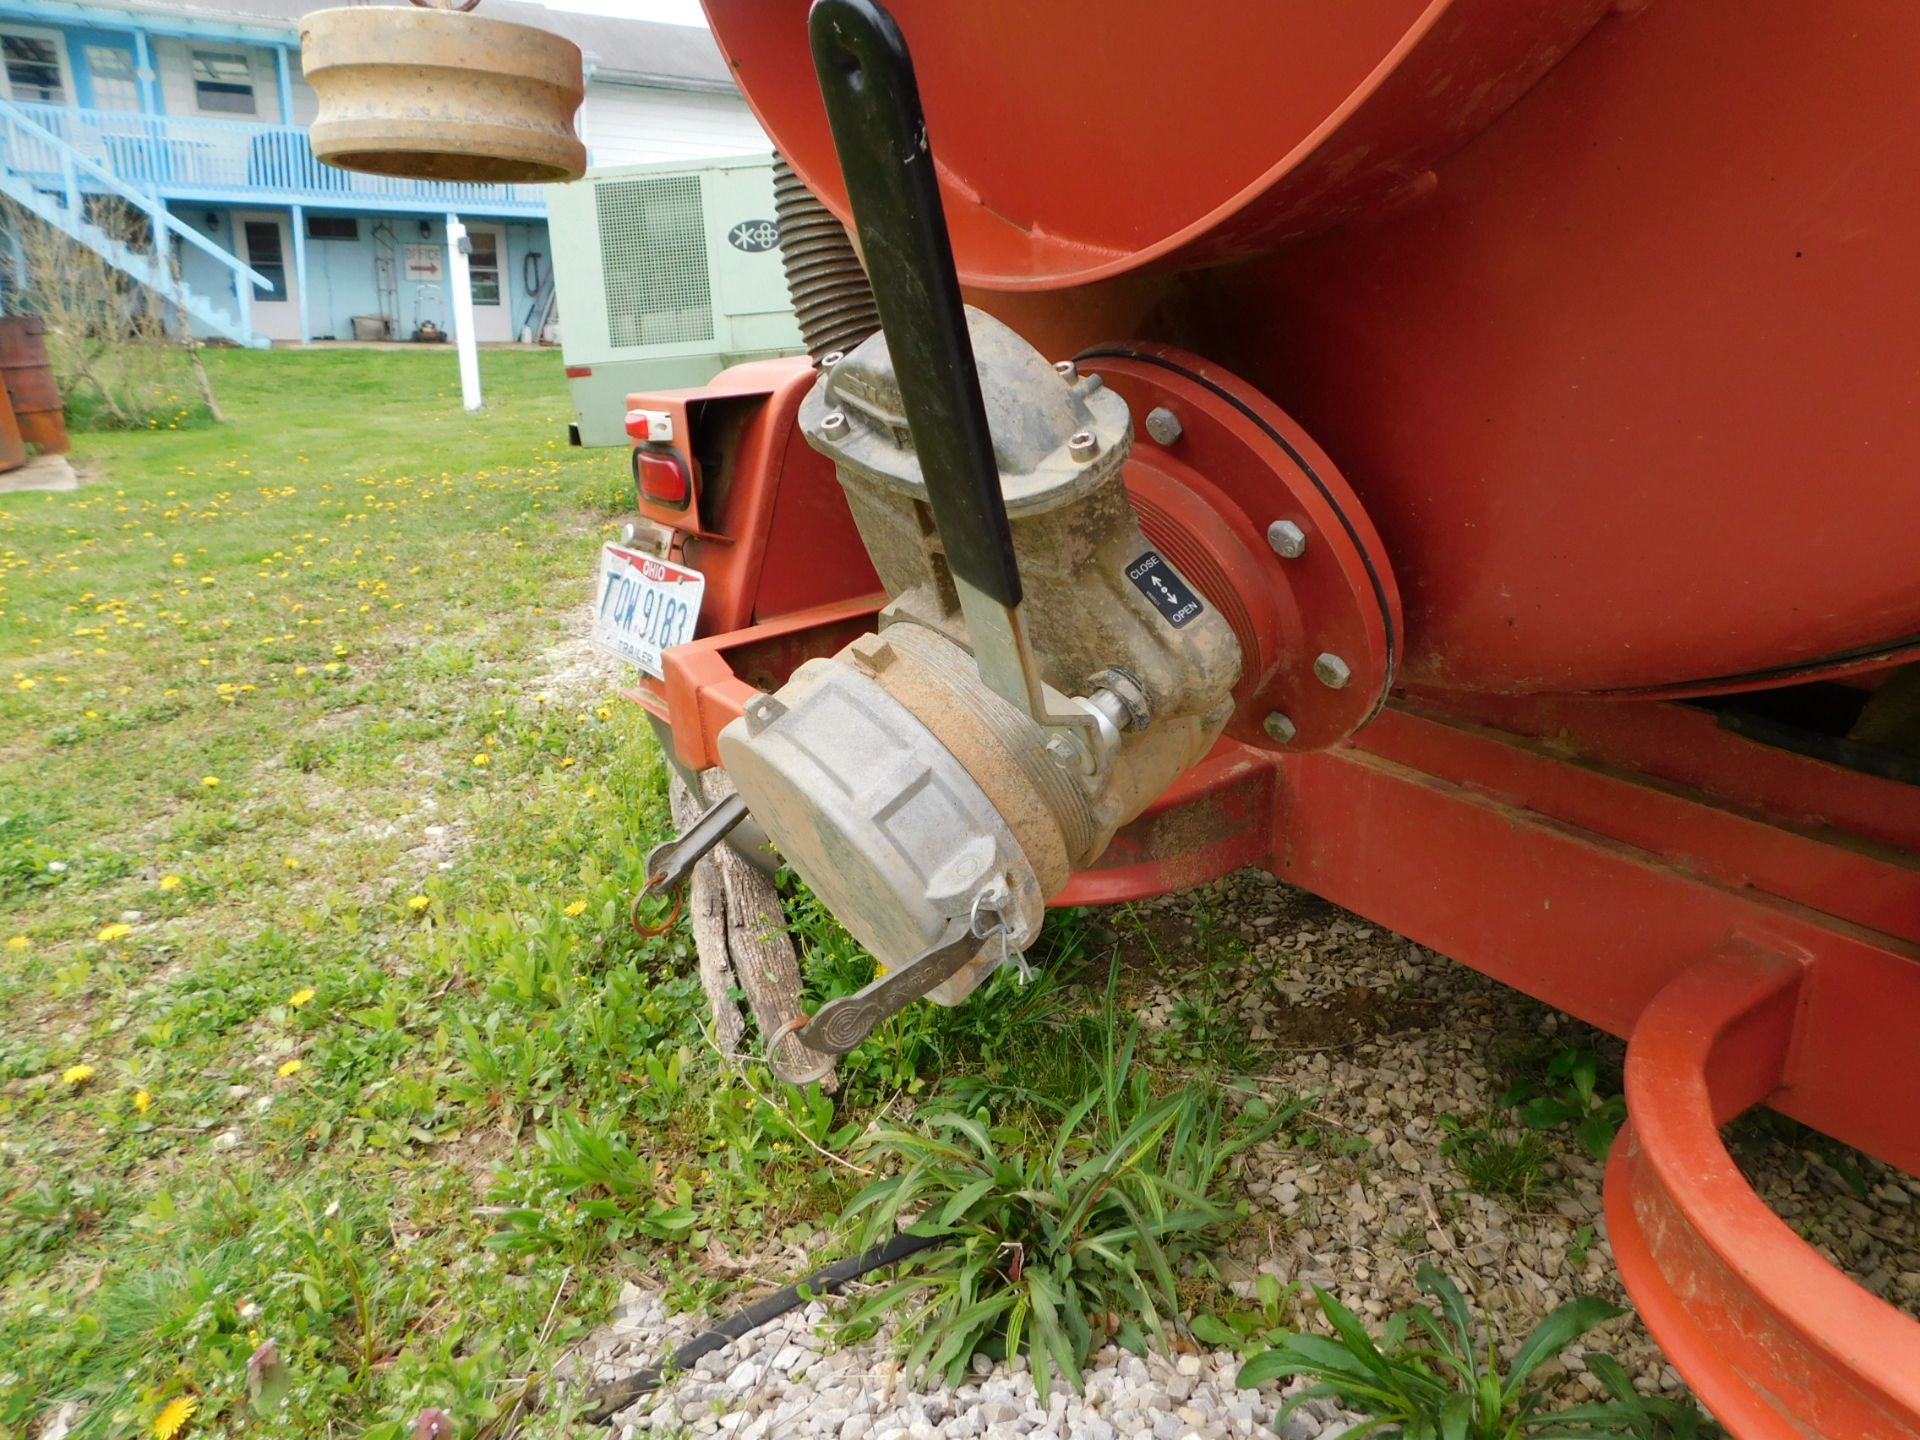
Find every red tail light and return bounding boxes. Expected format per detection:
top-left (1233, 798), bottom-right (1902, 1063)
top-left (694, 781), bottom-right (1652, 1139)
top-left (635, 448), bottom-right (691, 509)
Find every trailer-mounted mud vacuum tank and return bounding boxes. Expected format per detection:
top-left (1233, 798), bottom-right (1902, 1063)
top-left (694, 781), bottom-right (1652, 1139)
top-left (303, 2), bottom-right (1920, 1433)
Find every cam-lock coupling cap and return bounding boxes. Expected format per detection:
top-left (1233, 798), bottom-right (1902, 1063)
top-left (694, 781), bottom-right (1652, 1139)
top-left (717, 655), bottom-right (1045, 990)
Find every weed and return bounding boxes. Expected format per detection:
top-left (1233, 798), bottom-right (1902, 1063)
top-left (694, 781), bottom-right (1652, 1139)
top-left (1239, 1264), bottom-right (1716, 1438)
top-left (837, 992), bottom-right (1296, 1398)
top-left (1191, 1272), bottom-right (1302, 1355)
top-left (1438, 1114), bottom-right (1558, 1208)
top-left (1500, 1047), bottom-right (1627, 1162)
top-left (1566, 1224), bottom-right (1595, 1270)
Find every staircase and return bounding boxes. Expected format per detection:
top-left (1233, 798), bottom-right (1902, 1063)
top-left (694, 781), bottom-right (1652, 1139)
top-left (0, 97), bottom-right (271, 347)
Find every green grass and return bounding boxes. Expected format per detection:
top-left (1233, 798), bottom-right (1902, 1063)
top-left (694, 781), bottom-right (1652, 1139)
top-left (0, 347), bottom-right (1673, 1438)
top-left (0, 349), bottom-right (821, 1439)
top-left (0, 354), bottom-right (1213, 1440)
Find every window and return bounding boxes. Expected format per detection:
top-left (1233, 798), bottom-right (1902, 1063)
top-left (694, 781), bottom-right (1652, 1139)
top-left (191, 50), bottom-right (255, 115)
top-left (466, 230), bottom-right (501, 306)
top-left (242, 220), bottom-right (286, 300)
top-left (84, 45), bottom-right (139, 112)
top-left (2, 33), bottom-right (66, 104)
top-left (305, 215), bottom-right (359, 242)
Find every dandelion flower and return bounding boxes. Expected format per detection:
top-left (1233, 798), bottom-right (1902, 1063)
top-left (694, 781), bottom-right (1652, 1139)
top-left (159, 874), bottom-right (182, 892)
top-left (96, 922), bottom-right (133, 942)
top-left (407, 894), bottom-right (431, 913)
top-left (595, 706), bottom-right (612, 720)
top-left (62, 1064), bottom-right (95, 1086)
top-left (276, 1059), bottom-right (302, 1079)
top-left (471, 753), bottom-right (488, 766)
top-left (15, 677), bottom-right (33, 691)
top-left (154, 1395), bottom-right (196, 1440)
top-left (288, 987), bottom-right (316, 1008)
top-left (200, 775), bottom-right (220, 789)
top-left (134, 1088), bottom-right (153, 1114)
top-left (564, 900), bottom-right (587, 917)
top-left (283, 857), bottom-right (299, 870)
top-left (5, 934), bottom-right (27, 951)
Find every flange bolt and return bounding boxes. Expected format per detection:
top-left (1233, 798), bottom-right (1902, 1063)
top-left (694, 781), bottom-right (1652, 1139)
top-left (1145, 406), bottom-right (1184, 446)
top-left (1267, 519), bottom-right (1308, 558)
top-left (1068, 430), bottom-right (1100, 462)
top-left (1313, 653), bottom-right (1352, 689)
top-left (1263, 712), bottom-right (1297, 744)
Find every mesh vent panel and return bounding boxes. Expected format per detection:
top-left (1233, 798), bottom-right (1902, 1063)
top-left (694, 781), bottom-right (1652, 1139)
top-left (594, 175), bottom-right (713, 348)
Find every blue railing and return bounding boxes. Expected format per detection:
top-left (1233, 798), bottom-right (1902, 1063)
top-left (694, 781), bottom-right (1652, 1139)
top-left (0, 96), bottom-right (274, 341)
top-left (12, 103), bottom-right (546, 215)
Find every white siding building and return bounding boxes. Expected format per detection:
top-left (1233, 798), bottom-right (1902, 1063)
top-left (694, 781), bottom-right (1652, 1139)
top-left (0, 0), bottom-right (770, 344)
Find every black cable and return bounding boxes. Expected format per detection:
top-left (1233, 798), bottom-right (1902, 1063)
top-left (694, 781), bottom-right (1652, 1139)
top-left (579, 1230), bottom-right (942, 1424)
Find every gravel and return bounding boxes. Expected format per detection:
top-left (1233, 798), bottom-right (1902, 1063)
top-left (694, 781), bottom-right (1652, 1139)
top-left (569, 1286), bottom-right (1368, 1439)
top-left (567, 868), bottom-right (1920, 1435)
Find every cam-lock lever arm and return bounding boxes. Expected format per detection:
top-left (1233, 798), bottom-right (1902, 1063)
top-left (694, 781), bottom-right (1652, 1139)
top-left (630, 790), bottom-right (749, 935)
top-left (807, 0), bottom-right (1099, 752)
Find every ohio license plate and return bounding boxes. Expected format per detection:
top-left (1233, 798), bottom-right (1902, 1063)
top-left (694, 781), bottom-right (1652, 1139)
top-left (590, 543), bottom-right (705, 679)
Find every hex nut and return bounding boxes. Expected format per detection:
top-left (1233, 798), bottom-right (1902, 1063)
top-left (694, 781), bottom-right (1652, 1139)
top-left (1313, 653), bottom-right (1352, 689)
top-left (1144, 406), bottom-right (1184, 446)
top-left (1267, 519), bottom-right (1308, 559)
top-left (1068, 430), bottom-right (1100, 462)
top-left (1262, 711), bottom-right (1297, 744)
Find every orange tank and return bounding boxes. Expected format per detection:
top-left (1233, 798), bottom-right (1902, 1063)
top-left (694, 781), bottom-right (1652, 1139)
top-left (705, 0), bottom-right (1920, 698)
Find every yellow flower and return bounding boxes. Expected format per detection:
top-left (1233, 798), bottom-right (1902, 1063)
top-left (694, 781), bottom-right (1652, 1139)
top-left (288, 987), bottom-right (316, 1008)
top-left (159, 874), bottom-right (182, 891)
top-left (282, 857), bottom-right (299, 870)
top-left (62, 1064), bottom-right (95, 1086)
top-left (564, 900), bottom-right (587, 917)
top-left (595, 706), bottom-right (612, 720)
top-left (154, 1395), bottom-right (196, 1440)
top-left (95, 923), bottom-right (133, 942)
top-left (15, 677), bottom-right (33, 691)
top-left (407, 894), bottom-right (431, 912)
top-left (134, 1088), bottom-right (152, 1114)
top-left (560, 757), bottom-right (576, 768)
top-left (276, 1059), bottom-right (302, 1078)
top-left (5, 935), bottom-right (27, 951)
top-left (471, 752), bottom-right (489, 766)
top-left (200, 775), bottom-right (220, 789)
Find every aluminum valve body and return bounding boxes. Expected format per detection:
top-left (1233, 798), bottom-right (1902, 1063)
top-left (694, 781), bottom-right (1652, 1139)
top-left (717, 308), bottom-right (1241, 1004)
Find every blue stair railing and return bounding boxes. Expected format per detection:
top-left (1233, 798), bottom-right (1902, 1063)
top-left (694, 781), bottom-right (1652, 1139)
top-left (0, 96), bottom-right (273, 347)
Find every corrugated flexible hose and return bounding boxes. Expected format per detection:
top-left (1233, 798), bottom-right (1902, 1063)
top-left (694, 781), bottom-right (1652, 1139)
top-left (774, 154), bottom-right (881, 363)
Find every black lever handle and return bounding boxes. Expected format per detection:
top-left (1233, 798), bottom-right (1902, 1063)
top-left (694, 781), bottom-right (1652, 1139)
top-left (807, 0), bottom-right (1022, 611)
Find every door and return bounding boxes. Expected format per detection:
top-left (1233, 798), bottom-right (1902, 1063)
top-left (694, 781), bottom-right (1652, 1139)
top-left (234, 211), bottom-right (299, 343)
top-left (463, 225), bottom-right (512, 342)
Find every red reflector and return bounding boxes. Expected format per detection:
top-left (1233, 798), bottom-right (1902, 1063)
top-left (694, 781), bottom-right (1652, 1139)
top-left (564, 365), bottom-right (592, 378)
top-left (635, 449), bottom-right (690, 508)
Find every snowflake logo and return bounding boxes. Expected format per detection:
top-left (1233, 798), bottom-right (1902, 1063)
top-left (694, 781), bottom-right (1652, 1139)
top-left (727, 219), bottom-right (780, 254)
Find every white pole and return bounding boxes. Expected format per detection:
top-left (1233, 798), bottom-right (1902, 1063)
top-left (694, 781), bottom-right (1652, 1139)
top-left (445, 212), bottom-right (482, 412)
